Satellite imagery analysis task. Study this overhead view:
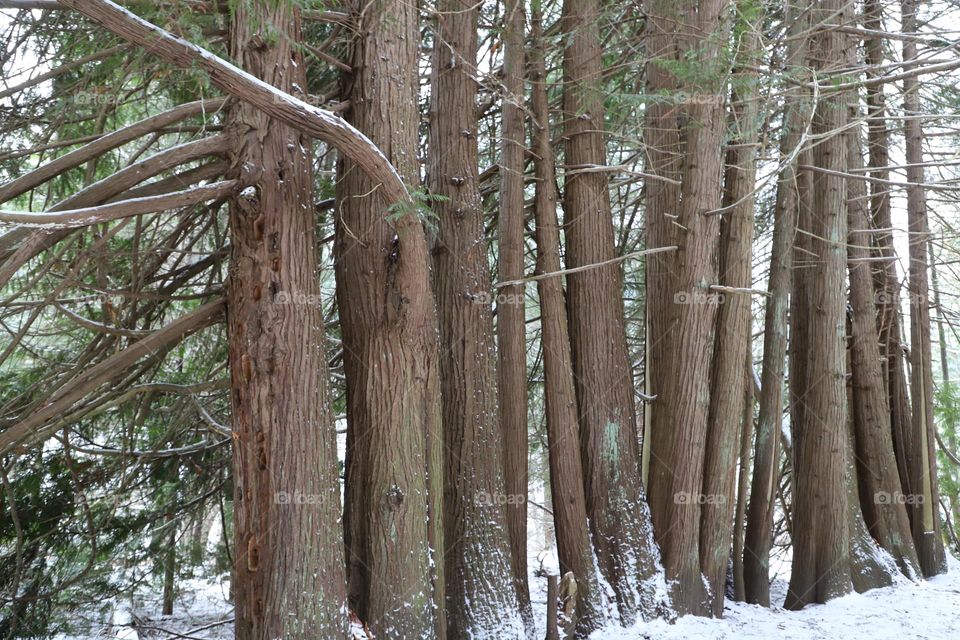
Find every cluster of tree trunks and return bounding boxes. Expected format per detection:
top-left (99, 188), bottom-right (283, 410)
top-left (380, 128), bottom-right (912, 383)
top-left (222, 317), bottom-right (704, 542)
top-left (0, 0), bottom-right (951, 637)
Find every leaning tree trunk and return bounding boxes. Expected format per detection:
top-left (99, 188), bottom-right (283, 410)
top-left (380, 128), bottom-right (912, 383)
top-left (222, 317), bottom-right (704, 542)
top-left (428, 1), bottom-right (524, 635)
top-left (226, 2), bottom-right (345, 637)
top-left (743, 0), bottom-right (805, 606)
top-left (560, 0), bottom-right (661, 622)
top-left (846, 108), bottom-right (922, 579)
top-left (644, 0), bottom-right (730, 617)
top-left (530, 9), bottom-right (606, 635)
top-left (700, 4), bottom-right (761, 615)
top-left (337, 0), bottom-right (445, 636)
top-left (785, 0), bottom-right (853, 609)
top-left (902, 0), bottom-right (948, 577)
top-left (497, 0), bottom-right (534, 632)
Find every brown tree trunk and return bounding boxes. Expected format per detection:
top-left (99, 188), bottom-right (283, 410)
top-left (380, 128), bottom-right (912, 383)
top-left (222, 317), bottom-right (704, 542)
top-left (428, 1), bottom-right (524, 635)
top-left (644, 0), bottom-right (730, 617)
top-left (531, 10), bottom-right (606, 634)
top-left (227, 3), bottom-right (345, 637)
top-left (785, 0), bottom-right (853, 609)
top-left (560, 0), bottom-right (662, 622)
top-left (743, 1), bottom-right (805, 605)
top-left (902, 0), bottom-right (948, 577)
top-left (337, 0), bottom-right (445, 636)
top-left (700, 8), bottom-right (761, 614)
top-left (864, 0), bottom-right (914, 530)
top-left (498, 1), bottom-right (534, 633)
top-left (846, 110), bottom-right (922, 579)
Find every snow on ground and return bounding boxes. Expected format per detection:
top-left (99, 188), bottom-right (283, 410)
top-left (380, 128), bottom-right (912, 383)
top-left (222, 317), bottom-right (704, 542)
top-left (54, 548), bottom-right (960, 639)
top-left (591, 555), bottom-right (960, 640)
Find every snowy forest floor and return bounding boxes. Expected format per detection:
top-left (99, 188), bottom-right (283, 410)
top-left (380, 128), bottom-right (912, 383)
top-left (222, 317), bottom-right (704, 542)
top-left (53, 554), bottom-right (960, 639)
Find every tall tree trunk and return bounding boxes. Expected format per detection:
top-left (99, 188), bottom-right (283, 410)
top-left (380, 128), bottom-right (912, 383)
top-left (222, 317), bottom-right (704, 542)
top-left (337, 0), bottom-right (445, 635)
top-left (531, 9), bottom-right (606, 635)
top-left (784, 0), bottom-right (853, 608)
top-left (644, 0), bottom-right (730, 616)
top-left (498, 1), bottom-right (534, 633)
top-left (846, 108), bottom-right (922, 579)
top-left (700, 5), bottom-right (761, 615)
top-left (743, 1), bottom-right (805, 606)
top-left (560, 0), bottom-right (662, 622)
top-left (428, 1), bottom-right (525, 635)
top-left (902, 0), bottom-right (948, 577)
top-left (865, 0), bottom-right (914, 524)
top-left (227, 3), bottom-right (345, 637)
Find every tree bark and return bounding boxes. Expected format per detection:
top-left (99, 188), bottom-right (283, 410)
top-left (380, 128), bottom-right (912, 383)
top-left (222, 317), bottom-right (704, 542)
top-left (560, 0), bottom-right (662, 622)
top-left (700, 6), bottom-right (761, 615)
top-left (531, 10), bottom-right (606, 635)
top-left (846, 109), bottom-right (921, 579)
top-left (864, 0), bottom-right (914, 536)
top-left (336, 0), bottom-right (445, 636)
top-left (644, 0), bottom-right (730, 617)
top-left (428, 1), bottom-right (524, 635)
top-left (902, 0), bottom-right (948, 577)
top-left (226, 4), bottom-right (345, 637)
top-left (743, 0), bottom-right (804, 604)
top-left (497, 0), bottom-right (534, 633)
top-left (785, 0), bottom-right (853, 608)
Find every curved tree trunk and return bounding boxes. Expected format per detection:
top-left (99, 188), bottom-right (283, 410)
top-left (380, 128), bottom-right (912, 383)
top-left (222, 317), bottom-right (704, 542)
top-left (428, 1), bottom-right (524, 635)
top-left (337, 0), bottom-right (445, 636)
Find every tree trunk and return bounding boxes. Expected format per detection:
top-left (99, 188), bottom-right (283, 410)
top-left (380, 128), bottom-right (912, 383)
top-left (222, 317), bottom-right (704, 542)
top-left (700, 6), bottom-right (761, 614)
top-left (428, 1), bottom-right (524, 635)
top-left (498, 1), bottom-right (534, 633)
top-left (784, 0), bottom-right (853, 609)
top-left (902, 0), bottom-right (948, 577)
top-left (227, 3), bottom-right (345, 637)
top-left (846, 108), bottom-right (921, 579)
top-left (644, 0), bottom-right (730, 616)
top-left (743, 1), bottom-right (804, 605)
top-left (864, 0), bottom-right (914, 534)
top-left (560, 0), bottom-right (662, 622)
top-left (337, 0), bottom-right (445, 635)
top-left (531, 10), bottom-right (606, 634)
